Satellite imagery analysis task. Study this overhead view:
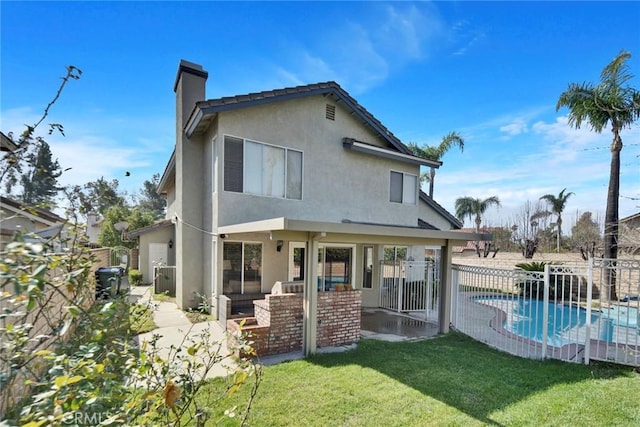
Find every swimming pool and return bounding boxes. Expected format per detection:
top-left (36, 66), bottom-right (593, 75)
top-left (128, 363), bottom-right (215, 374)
top-left (475, 296), bottom-right (640, 346)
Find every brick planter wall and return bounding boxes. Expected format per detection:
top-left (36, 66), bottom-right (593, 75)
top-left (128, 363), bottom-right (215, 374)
top-left (317, 290), bottom-right (361, 348)
top-left (227, 290), bottom-right (362, 357)
top-left (256, 294), bottom-right (304, 355)
top-left (226, 317), bottom-right (270, 358)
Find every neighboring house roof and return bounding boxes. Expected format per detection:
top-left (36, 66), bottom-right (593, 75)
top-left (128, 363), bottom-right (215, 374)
top-left (0, 196), bottom-right (65, 225)
top-left (452, 227), bottom-right (496, 253)
top-left (1, 132), bottom-right (19, 152)
top-left (126, 219), bottom-right (174, 239)
top-left (620, 212), bottom-right (640, 225)
top-left (419, 191), bottom-right (463, 230)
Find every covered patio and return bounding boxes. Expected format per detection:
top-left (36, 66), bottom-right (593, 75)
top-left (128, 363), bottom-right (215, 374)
top-left (215, 217), bottom-right (487, 356)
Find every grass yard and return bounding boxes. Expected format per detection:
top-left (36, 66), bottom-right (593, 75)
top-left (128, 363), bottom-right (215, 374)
top-left (205, 333), bottom-right (640, 426)
top-left (129, 302), bottom-right (157, 334)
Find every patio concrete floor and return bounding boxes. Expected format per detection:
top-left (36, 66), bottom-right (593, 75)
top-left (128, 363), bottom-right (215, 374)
top-left (360, 308), bottom-right (439, 341)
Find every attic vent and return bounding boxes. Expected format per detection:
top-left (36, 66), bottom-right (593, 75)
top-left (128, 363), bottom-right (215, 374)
top-left (325, 104), bottom-right (336, 121)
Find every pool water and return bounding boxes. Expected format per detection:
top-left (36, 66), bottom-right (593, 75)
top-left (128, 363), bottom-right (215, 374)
top-left (476, 297), bottom-right (640, 346)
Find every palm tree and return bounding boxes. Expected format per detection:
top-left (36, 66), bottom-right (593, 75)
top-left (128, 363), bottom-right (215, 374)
top-left (539, 188), bottom-right (574, 253)
top-left (408, 131), bottom-right (464, 198)
top-left (455, 196), bottom-right (501, 233)
top-left (557, 51), bottom-right (640, 300)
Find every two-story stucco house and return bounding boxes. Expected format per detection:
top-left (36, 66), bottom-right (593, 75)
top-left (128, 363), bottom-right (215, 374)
top-left (132, 60), bottom-right (486, 355)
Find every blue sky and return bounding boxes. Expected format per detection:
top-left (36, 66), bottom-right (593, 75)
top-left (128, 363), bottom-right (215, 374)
top-left (2, 1), bottom-right (639, 228)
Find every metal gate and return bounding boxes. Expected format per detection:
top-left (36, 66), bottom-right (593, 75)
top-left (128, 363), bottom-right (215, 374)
top-left (379, 260), bottom-right (439, 321)
top-left (110, 246), bottom-right (131, 268)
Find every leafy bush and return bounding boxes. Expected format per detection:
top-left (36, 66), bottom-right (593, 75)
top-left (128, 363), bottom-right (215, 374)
top-left (514, 261), bottom-right (582, 301)
top-left (128, 268), bottom-right (143, 286)
top-left (1, 235), bottom-right (261, 425)
top-left (514, 262), bottom-right (547, 299)
top-left (514, 261), bottom-right (548, 272)
top-left (1, 66), bottom-right (260, 424)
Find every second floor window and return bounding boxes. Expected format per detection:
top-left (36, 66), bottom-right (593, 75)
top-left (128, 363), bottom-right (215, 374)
top-left (389, 171), bottom-right (417, 205)
top-left (224, 135), bottom-right (303, 199)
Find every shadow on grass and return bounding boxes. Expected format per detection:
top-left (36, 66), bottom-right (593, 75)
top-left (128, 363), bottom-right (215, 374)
top-left (307, 332), bottom-right (630, 426)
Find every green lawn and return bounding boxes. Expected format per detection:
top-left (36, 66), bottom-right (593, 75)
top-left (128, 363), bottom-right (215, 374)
top-left (206, 333), bottom-right (640, 426)
top-left (129, 302), bottom-right (157, 334)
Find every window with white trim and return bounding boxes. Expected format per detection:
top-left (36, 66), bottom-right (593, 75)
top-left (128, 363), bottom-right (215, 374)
top-left (389, 171), bottom-right (417, 204)
top-left (363, 245), bottom-right (373, 289)
top-left (224, 135), bottom-right (303, 199)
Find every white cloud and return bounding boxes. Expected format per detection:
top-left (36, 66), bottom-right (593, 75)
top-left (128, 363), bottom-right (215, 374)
top-left (431, 113), bottom-right (640, 228)
top-left (449, 19), bottom-right (486, 56)
top-left (377, 4), bottom-right (439, 60)
top-left (271, 3), bottom-right (447, 94)
top-left (499, 119), bottom-right (528, 136)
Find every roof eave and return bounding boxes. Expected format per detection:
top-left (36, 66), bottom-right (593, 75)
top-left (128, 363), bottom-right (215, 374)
top-left (343, 138), bottom-right (441, 168)
top-left (157, 150), bottom-right (176, 194)
top-left (218, 217), bottom-right (489, 244)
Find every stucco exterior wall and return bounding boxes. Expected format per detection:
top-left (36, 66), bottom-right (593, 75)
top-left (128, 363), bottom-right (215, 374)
top-left (164, 180), bottom-right (177, 219)
top-left (212, 95), bottom-right (422, 228)
top-left (419, 200), bottom-right (456, 231)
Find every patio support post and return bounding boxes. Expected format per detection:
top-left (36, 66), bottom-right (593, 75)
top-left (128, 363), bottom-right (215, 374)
top-left (303, 235), bottom-right (320, 355)
top-left (438, 240), bottom-right (453, 333)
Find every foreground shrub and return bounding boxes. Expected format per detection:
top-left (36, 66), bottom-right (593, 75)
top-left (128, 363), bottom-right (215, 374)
top-left (2, 236), bottom-right (261, 426)
top-left (128, 268), bottom-right (143, 286)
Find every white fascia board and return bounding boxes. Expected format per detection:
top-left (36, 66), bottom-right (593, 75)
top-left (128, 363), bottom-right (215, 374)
top-left (218, 217), bottom-right (490, 243)
top-left (185, 107), bottom-right (205, 138)
top-left (344, 139), bottom-right (441, 168)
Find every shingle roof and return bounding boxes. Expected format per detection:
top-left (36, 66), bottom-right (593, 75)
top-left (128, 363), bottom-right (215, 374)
top-left (620, 212), bottom-right (640, 224)
top-left (417, 218), bottom-right (439, 230)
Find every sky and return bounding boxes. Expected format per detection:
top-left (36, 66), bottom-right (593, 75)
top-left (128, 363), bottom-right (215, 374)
top-left (1, 1), bottom-right (639, 229)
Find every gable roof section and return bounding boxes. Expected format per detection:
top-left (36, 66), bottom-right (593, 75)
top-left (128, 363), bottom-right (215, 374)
top-left (0, 196), bottom-right (65, 225)
top-left (185, 81), bottom-right (423, 159)
top-left (419, 191), bottom-right (463, 229)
